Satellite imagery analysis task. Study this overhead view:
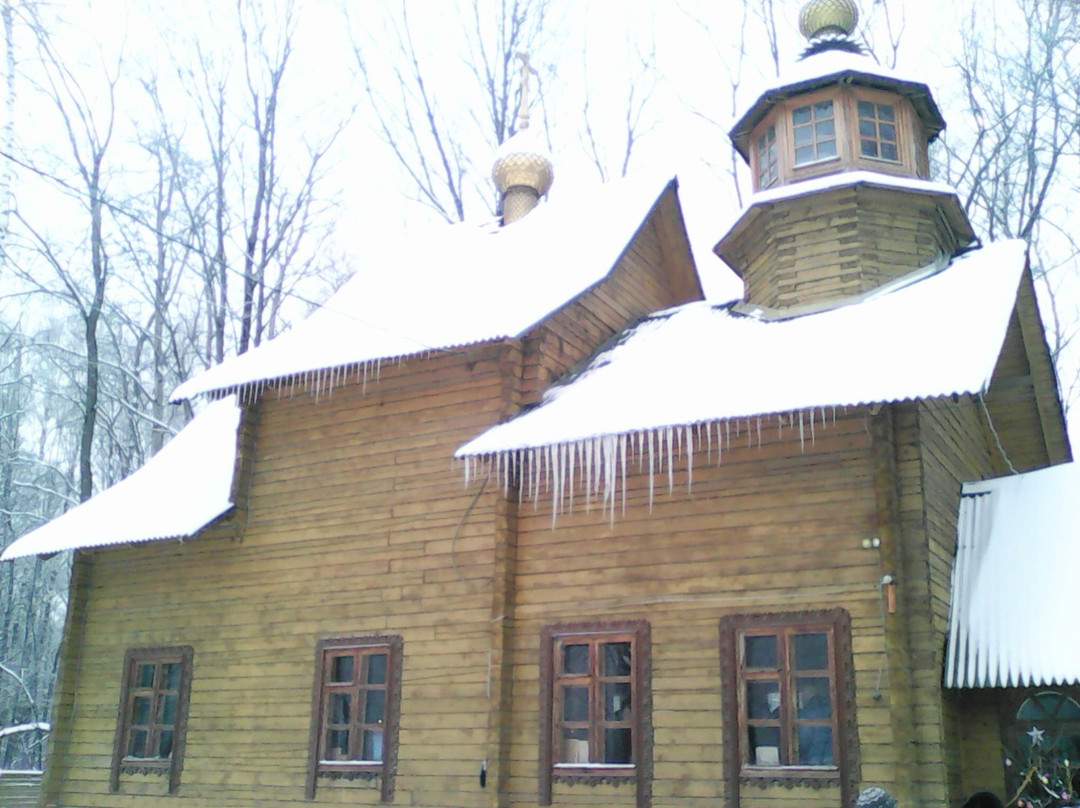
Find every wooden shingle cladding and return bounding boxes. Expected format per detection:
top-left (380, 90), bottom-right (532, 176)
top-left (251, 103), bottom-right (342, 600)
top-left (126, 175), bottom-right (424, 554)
top-left (503, 410), bottom-right (904, 808)
top-left (715, 184), bottom-right (974, 310)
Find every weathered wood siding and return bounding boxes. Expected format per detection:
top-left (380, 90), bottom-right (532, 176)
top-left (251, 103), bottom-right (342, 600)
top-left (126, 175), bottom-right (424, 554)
top-left (717, 186), bottom-right (967, 310)
top-left (504, 410), bottom-right (902, 808)
top-left (44, 348), bottom-right (513, 808)
top-left (0, 770), bottom-right (42, 807)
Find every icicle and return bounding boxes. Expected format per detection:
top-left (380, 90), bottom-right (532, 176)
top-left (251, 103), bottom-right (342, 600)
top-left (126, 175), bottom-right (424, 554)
top-left (757, 416), bottom-right (763, 448)
top-left (725, 419), bottom-right (731, 450)
top-left (622, 436), bottom-right (630, 518)
top-left (706, 420), bottom-right (713, 464)
top-left (567, 442), bottom-right (576, 512)
top-left (532, 448), bottom-right (541, 508)
top-left (798, 410), bottom-right (805, 453)
top-left (465, 456), bottom-right (472, 487)
top-left (583, 438), bottom-right (593, 513)
top-left (666, 427), bottom-right (674, 495)
top-left (686, 425), bottom-right (693, 493)
top-left (809, 408), bottom-right (816, 444)
top-left (647, 430), bottom-right (656, 511)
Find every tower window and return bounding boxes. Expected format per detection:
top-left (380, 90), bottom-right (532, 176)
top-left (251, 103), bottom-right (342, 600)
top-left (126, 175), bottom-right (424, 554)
top-left (792, 100), bottom-right (837, 165)
top-left (857, 101), bottom-right (899, 161)
top-left (756, 124), bottom-right (778, 188)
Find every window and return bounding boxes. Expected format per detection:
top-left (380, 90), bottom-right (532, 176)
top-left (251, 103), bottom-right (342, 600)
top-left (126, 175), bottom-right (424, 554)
top-left (792, 100), bottom-right (837, 165)
top-left (857, 100), bottom-right (899, 161)
top-left (539, 621), bottom-right (652, 808)
top-left (755, 124), bottom-right (778, 188)
top-left (1002, 688), bottom-right (1080, 803)
top-left (720, 610), bottom-right (858, 808)
top-left (109, 646), bottom-right (194, 794)
top-left (306, 635), bottom-right (402, 802)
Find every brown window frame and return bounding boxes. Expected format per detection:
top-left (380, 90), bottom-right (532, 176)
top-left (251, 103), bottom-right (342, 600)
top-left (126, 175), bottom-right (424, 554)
top-left (109, 646), bottom-right (194, 794)
top-left (792, 98), bottom-right (838, 166)
top-left (856, 99), bottom-right (900, 163)
top-left (755, 123), bottom-right (779, 189)
top-left (539, 620), bottom-right (652, 808)
top-left (305, 635), bottom-right (403, 802)
top-left (719, 609), bottom-right (858, 808)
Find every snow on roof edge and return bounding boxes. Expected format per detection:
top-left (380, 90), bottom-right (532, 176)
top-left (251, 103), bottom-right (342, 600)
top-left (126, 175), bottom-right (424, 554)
top-left (1, 396), bottom-right (242, 561)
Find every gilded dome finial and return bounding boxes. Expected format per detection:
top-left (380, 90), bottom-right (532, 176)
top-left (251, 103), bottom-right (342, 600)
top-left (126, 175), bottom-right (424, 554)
top-left (799, 0), bottom-right (859, 41)
top-left (492, 53), bottom-right (553, 224)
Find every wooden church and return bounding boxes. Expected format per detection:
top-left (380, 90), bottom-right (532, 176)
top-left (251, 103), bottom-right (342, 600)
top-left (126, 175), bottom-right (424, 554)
top-left (4, 2), bottom-right (1077, 808)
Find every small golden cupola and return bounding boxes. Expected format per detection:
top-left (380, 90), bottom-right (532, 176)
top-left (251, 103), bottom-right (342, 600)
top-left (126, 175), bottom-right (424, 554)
top-left (716, 0), bottom-right (975, 310)
top-left (492, 54), bottom-right (553, 226)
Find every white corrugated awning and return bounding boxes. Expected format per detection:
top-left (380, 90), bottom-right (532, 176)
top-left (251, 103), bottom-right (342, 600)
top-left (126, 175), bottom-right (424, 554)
top-left (0, 397), bottom-right (242, 561)
top-left (945, 462), bottom-right (1080, 688)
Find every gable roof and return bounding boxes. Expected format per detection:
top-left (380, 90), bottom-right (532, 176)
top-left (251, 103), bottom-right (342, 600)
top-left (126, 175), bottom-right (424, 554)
top-left (172, 174), bottom-right (683, 402)
top-left (0, 397), bottom-right (242, 561)
top-left (456, 239), bottom-right (1028, 458)
top-left (945, 461), bottom-right (1080, 688)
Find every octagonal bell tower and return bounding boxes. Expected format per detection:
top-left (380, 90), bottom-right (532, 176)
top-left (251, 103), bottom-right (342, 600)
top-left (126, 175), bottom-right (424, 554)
top-left (716, 0), bottom-right (975, 311)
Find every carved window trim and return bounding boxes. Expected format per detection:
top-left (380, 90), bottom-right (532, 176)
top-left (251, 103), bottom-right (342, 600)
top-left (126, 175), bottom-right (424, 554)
top-left (305, 635), bottom-right (403, 802)
top-left (719, 609), bottom-right (859, 808)
top-left (539, 620), bottom-right (652, 808)
top-left (109, 645), bottom-right (194, 794)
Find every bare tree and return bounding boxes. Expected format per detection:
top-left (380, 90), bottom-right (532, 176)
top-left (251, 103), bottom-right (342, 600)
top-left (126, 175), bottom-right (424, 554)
top-left (349, 0), bottom-right (555, 222)
top-left (937, 0), bottom-right (1080, 413)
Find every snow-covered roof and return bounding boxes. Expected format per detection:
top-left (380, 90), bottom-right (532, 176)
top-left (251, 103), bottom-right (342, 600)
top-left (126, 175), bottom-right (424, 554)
top-left (945, 462), bottom-right (1080, 688)
top-left (0, 397), bottom-right (241, 561)
top-left (172, 174), bottom-right (678, 401)
top-left (456, 238), bottom-right (1027, 458)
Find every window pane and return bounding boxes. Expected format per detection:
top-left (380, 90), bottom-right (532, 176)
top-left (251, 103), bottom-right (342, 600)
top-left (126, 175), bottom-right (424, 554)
top-left (163, 663), bottom-right (181, 690)
top-left (793, 125), bottom-right (812, 146)
top-left (362, 729), bottom-right (384, 761)
top-left (132, 696), bottom-right (151, 725)
top-left (757, 133), bottom-right (766, 151)
top-left (604, 682), bottom-right (632, 720)
top-left (137, 663), bottom-right (155, 688)
top-left (795, 146), bottom-right (815, 164)
top-left (795, 677), bottom-right (832, 718)
top-left (879, 123), bottom-right (896, 141)
top-left (792, 106), bottom-right (811, 125)
top-left (1059, 696), bottom-right (1080, 719)
top-left (746, 680), bottom-right (780, 719)
top-left (366, 653), bottom-right (388, 685)
top-left (857, 100), bottom-right (874, 117)
top-left (818, 139), bottom-right (837, 158)
top-left (330, 655), bottom-right (353, 683)
top-left (364, 689), bottom-right (386, 724)
top-left (560, 728), bottom-right (589, 763)
top-left (161, 694), bottom-right (178, 724)
top-left (859, 119), bottom-right (877, 138)
top-left (815, 119), bottom-right (835, 138)
top-left (330, 693), bottom-right (351, 724)
top-left (881, 143), bottom-right (898, 161)
top-left (128, 728), bottom-right (148, 757)
top-left (797, 725), bottom-right (834, 765)
top-left (326, 729), bottom-right (350, 759)
top-left (562, 685), bottom-right (589, 722)
top-left (602, 642), bottom-right (632, 676)
top-left (861, 139), bottom-right (879, 157)
top-left (158, 730), bottom-right (174, 759)
top-left (604, 728), bottom-right (633, 764)
top-left (793, 633), bottom-right (829, 670)
top-left (563, 644), bottom-right (589, 674)
top-left (748, 725), bottom-right (781, 765)
top-left (878, 103), bottom-right (895, 121)
top-left (813, 100), bottom-right (833, 117)
top-left (744, 635), bottom-right (777, 668)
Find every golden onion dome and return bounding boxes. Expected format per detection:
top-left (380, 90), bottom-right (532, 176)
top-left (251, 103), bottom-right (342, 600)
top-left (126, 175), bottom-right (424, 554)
top-left (799, 0), bottom-right (859, 40)
top-left (491, 127), bottom-right (553, 196)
